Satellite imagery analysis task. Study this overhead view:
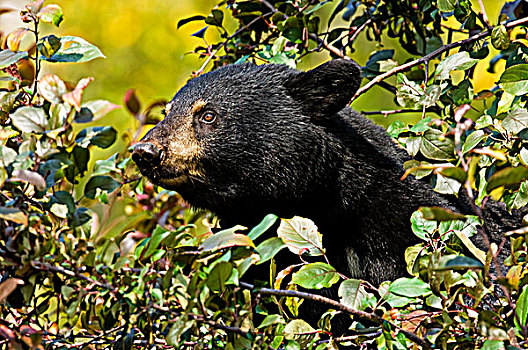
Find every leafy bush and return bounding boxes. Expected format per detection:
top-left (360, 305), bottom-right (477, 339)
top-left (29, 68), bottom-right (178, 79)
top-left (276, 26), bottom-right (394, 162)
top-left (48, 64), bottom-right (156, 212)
top-left (3, 0), bottom-right (528, 349)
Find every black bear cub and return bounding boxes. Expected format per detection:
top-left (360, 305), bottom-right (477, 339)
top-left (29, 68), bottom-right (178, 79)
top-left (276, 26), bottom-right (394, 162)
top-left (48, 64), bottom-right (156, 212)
top-left (132, 59), bottom-right (519, 288)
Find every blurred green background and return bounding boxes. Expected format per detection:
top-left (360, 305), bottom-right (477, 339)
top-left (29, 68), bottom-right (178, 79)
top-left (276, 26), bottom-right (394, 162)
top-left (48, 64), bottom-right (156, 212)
top-left (0, 0), bottom-right (509, 235)
top-left (1, 0), bottom-right (508, 134)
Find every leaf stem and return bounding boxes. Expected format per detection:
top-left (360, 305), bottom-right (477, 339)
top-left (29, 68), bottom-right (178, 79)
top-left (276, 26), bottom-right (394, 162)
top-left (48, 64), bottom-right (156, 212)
top-left (31, 17), bottom-right (40, 101)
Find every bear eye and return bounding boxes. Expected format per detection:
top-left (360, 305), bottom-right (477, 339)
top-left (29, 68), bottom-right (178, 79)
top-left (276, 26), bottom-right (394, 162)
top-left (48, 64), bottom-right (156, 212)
top-left (200, 112), bottom-right (217, 124)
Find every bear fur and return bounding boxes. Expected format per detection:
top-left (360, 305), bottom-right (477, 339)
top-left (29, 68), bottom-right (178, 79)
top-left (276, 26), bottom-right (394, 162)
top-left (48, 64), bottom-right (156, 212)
top-left (132, 60), bottom-right (521, 329)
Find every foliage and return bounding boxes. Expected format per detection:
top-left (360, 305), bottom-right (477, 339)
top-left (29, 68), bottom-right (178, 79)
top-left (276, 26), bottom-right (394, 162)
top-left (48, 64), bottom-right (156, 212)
top-left (3, 0), bottom-right (528, 349)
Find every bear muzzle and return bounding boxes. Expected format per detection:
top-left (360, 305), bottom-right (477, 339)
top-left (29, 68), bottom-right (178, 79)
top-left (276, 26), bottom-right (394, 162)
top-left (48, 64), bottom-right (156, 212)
top-left (132, 142), bottom-right (164, 167)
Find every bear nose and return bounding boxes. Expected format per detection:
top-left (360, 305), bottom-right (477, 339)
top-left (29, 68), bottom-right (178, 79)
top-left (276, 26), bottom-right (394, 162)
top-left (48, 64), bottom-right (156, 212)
top-left (132, 142), bottom-right (163, 165)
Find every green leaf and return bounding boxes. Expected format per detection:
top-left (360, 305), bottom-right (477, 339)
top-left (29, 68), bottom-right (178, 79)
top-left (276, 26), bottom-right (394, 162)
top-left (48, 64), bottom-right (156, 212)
top-left (462, 130), bottom-right (486, 154)
top-left (206, 261), bottom-right (233, 291)
top-left (258, 314), bottom-right (285, 329)
top-left (435, 52), bottom-right (478, 81)
top-left (434, 173), bottom-right (461, 195)
top-left (11, 169), bottom-right (46, 191)
top-left (191, 27), bottom-right (208, 39)
top-left (50, 191), bottom-right (75, 214)
top-left (396, 74), bottom-right (423, 109)
top-left (277, 216), bottom-right (324, 256)
top-left (291, 262), bottom-right (339, 289)
top-left (84, 175), bottom-right (120, 199)
top-left (73, 207), bottom-right (91, 227)
top-left (269, 52), bottom-right (296, 68)
top-left (37, 35), bottom-right (61, 58)
top-left (248, 213), bottom-right (278, 240)
top-left (410, 117), bottom-right (432, 133)
top-left (93, 159), bottom-right (118, 176)
top-left (338, 279), bottom-right (369, 311)
top-left (177, 15), bottom-right (206, 28)
top-left (38, 73), bottom-right (67, 104)
top-left (74, 100), bottom-right (119, 123)
top-left (475, 115), bottom-right (493, 129)
top-left (50, 203), bottom-right (68, 218)
top-left (512, 181), bottom-right (528, 209)
top-left (387, 120), bottom-right (407, 138)
top-left (10, 106), bottom-right (48, 133)
top-left (499, 64), bottom-right (528, 96)
top-left (75, 126), bottom-right (117, 148)
top-left (491, 25), bottom-right (510, 50)
top-left (143, 225), bottom-right (171, 259)
top-left (435, 255), bottom-right (484, 270)
top-left (205, 9), bottom-right (223, 27)
top-left (502, 109), bottom-right (528, 134)
top-left (515, 285), bottom-right (528, 335)
top-left (439, 167), bottom-right (467, 183)
top-left (420, 129), bottom-right (455, 160)
top-left (0, 146), bottom-right (17, 167)
top-left (388, 277), bottom-right (431, 298)
top-left (43, 36), bottom-right (105, 63)
top-left (166, 316), bottom-right (194, 347)
top-left (37, 5), bottom-right (63, 26)
top-left (410, 210), bottom-right (437, 240)
top-left (200, 226), bottom-right (254, 251)
top-left (419, 206), bottom-right (466, 221)
top-left (482, 340), bottom-right (505, 350)
top-left (486, 166), bottom-right (528, 192)
top-left (438, 0), bottom-right (456, 12)
top-left (71, 145), bottom-right (89, 176)
top-left (256, 237), bottom-right (286, 265)
top-left (283, 319), bottom-right (316, 343)
top-left (0, 50), bottom-right (28, 69)
top-left (0, 207), bottom-right (27, 225)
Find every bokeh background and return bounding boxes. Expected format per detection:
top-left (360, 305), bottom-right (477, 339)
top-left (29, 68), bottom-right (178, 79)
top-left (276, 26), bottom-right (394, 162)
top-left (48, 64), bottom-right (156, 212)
top-left (0, 0), bottom-right (509, 135)
top-left (0, 0), bottom-right (511, 238)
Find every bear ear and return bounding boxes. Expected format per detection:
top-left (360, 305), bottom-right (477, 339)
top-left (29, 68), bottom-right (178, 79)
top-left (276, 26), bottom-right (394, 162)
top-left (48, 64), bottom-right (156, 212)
top-left (284, 59), bottom-right (362, 118)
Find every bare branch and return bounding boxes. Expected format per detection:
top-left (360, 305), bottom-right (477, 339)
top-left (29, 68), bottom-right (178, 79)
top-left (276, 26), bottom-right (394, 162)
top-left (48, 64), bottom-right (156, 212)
top-left (239, 282), bottom-right (432, 349)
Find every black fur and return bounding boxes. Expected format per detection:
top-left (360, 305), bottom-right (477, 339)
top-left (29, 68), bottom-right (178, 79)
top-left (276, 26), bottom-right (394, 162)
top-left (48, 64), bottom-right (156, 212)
top-left (133, 60), bottom-right (521, 331)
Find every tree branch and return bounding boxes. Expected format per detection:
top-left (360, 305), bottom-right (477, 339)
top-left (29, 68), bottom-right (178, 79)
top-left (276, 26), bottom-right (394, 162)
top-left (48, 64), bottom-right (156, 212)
top-left (239, 282), bottom-right (432, 349)
top-left (31, 261), bottom-right (118, 294)
top-left (351, 17), bottom-right (528, 102)
top-left (362, 107), bottom-right (441, 116)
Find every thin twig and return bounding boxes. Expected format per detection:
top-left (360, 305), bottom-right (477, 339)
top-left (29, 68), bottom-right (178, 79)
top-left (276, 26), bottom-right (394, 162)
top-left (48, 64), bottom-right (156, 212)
top-left (309, 33), bottom-right (349, 59)
top-left (362, 107), bottom-right (441, 116)
top-left (352, 17), bottom-right (528, 101)
top-left (348, 19), bottom-right (372, 46)
top-left (195, 11), bottom-right (274, 75)
top-left (152, 305), bottom-right (274, 350)
top-left (239, 282), bottom-right (432, 349)
top-left (32, 261), bottom-right (118, 294)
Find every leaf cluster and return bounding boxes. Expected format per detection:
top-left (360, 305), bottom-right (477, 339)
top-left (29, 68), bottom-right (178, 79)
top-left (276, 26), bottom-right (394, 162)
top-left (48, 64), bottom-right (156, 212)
top-left (4, 0), bottom-right (528, 349)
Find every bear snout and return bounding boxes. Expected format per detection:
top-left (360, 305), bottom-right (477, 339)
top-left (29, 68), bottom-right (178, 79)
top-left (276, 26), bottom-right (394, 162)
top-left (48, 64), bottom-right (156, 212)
top-left (132, 142), bottom-right (164, 167)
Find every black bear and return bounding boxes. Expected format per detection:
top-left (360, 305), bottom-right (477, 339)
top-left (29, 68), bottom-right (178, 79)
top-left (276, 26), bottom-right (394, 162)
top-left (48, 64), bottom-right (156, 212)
top-left (132, 59), bottom-right (518, 289)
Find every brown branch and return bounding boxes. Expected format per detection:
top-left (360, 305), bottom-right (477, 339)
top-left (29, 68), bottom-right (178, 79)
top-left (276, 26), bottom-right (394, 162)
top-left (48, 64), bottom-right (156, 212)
top-left (152, 304), bottom-right (274, 350)
top-left (352, 16), bottom-right (528, 102)
top-left (32, 261), bottom-right (118, 294)
top-left (239, 282), bottom-right (432, 349)
top-left (309, 33), bottom-right (349, 59)
top-left (362, 107), bottom-right (441, 116)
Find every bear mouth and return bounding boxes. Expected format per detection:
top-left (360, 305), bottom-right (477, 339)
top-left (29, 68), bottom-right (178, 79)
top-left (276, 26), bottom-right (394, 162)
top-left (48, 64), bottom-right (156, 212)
top-left (138, 165), bottom-right (194, 190)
